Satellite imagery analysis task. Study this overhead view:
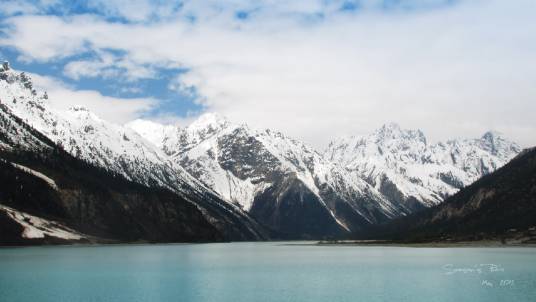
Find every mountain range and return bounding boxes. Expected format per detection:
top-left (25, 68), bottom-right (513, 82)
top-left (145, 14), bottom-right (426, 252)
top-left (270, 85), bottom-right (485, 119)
top-left (128, 115), bottom-right (403, 238)
top-left (0, 63), bottom-right (524, 242)
top-left (325, 124), bottom-right (521, 210)
top-left (126, 110), bottom-right (520, 238)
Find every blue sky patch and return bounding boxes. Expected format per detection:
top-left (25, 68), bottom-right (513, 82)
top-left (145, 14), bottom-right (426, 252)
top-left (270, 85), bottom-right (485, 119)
top-left (0, 45), bottom-right (203, 118)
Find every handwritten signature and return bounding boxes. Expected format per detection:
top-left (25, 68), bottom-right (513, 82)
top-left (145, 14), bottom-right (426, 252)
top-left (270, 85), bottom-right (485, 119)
top-left (482, 279), bottom-right (515, 287)
top-left (442, 264), bottom-right (515, 288)
top-left (442, 264), bottom-right (505, 275)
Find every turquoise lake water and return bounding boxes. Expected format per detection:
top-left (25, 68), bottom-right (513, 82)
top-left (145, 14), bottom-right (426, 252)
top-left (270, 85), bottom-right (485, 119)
top-left (0, 242), bottom-right (535, 302)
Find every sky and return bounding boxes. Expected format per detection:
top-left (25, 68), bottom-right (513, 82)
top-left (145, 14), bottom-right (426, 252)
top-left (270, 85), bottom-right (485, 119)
top-left (0, 0), bottom-right (535, 148)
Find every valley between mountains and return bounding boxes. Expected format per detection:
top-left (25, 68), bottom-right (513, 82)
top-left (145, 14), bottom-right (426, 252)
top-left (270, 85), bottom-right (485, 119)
top-left (0, 63), bottom-right (528, 244)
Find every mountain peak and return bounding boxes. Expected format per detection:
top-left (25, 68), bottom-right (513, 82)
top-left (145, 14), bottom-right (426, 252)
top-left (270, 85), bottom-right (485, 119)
top-left (194, 112), bottom-right (228, 124)
top-left (1, 61), bottom-right (10, 71)
top-left (65, 106), bottom-right (104, 123)
top-left (68, 106), bottom-right (96, 117)
top-left (481, 130), bottom-right (504, 141)
top-left (374, 123), bottom-right (402, 139)
top-left (188, 112), bottom-right (231, 132)
top-left (126, 119), bottom-right (178, 148)
top-left (478, 130), bottom-right (520, 156)
top-left (69, 106), bottom-right (91, 112)
top-left (379, 122), bottom-right (402, 132)
top-left (374, 123), bottom-right (426, 144)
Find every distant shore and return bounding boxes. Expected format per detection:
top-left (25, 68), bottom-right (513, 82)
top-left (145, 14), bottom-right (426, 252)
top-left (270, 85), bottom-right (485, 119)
top-left (316, 239), bottom-right (536, 248)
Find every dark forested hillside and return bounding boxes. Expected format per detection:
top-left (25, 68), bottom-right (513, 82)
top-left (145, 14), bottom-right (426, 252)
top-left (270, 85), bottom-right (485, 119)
top-left (0, 149), bottom-right (224, 245)
top-left (359, 147), bottom-right (536, 243)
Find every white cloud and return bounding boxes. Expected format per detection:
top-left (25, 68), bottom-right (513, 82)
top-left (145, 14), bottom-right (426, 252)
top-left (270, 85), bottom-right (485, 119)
top-left (63, 50), bottom-right (157, 81)
top-left (28, 72), bottom-right (157, 123)
top-left (63, 51), bottom-right (118, 80)
top-left (167, 74), bottom-right (195, 96)
top-left (1, 0), bottom-right (536, 148)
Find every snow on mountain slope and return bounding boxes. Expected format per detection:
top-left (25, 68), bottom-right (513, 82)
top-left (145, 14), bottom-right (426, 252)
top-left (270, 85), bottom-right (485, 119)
top-left (10, 162), bottom-right (58, 190)
top-left (129, 113), bottom-right (407, 237)
top-left (130, 113), bottom-right (262, 210)
top-left (0, 101), bottom-right (53, 153)
top-left (126, 119), bottom-right (178, 149)
top-left (325, 123), bottom-right (521, 210)
top-left (0, 64), bottom-right (267, 241)
top-left (2, 63), bottom-right (519, 240)
top-left (0, 67), bottom-right (198, 194)
top-left (0, 205), bottom-right (85, 240)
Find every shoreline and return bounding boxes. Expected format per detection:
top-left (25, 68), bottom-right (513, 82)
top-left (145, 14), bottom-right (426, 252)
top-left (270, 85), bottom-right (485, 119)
top-left (316, 239), bottom-right (536, 248)
top-left (3, 239), bottom-right (536, 249)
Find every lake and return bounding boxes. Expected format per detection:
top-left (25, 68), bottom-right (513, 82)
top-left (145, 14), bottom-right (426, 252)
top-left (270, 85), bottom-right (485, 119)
top-left (0, 242), bottom-right (535, 302)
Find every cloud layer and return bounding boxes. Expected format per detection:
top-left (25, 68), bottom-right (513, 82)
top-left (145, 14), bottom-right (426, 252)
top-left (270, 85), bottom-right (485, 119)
top-left (28, 72), bottom-right (157, 123)
top-left (1, 0), bottom-right (535, 148)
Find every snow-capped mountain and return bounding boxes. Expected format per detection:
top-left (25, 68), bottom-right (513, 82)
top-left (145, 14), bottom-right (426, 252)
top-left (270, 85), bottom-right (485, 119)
top-left (128, 113), bottom-right (407, 238)
top-left (1, 62), bottom-right (522, 240)
top-left (370, 147), bottom-right (536, 243)
top-left (128, 115), bottom-right (521, 237)
top-left (0, 67), bottom-right (192, 193)
top-left (0, 63), bottom-right (266, 241)
top-left (325, 123), bottom-right (521, 210)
